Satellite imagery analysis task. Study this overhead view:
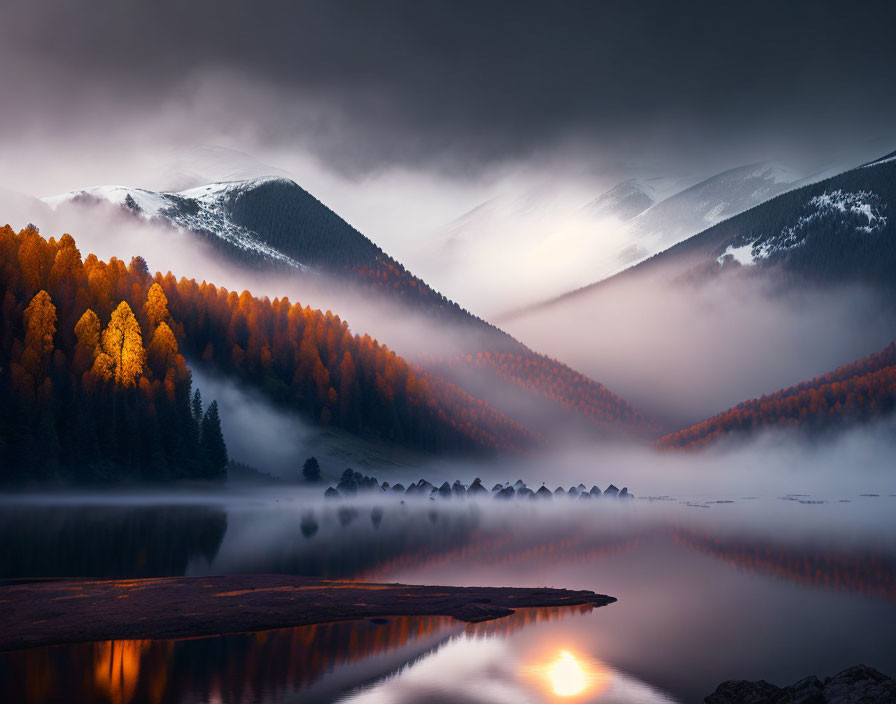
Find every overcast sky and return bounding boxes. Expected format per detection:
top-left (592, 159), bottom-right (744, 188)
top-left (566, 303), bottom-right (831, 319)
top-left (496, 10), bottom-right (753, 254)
top-left (2, 0), bottom-right (895, 296)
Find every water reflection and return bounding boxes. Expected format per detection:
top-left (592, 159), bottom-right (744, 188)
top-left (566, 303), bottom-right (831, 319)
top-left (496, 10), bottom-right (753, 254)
top-left (0, 505), bottom-right (227, 579)
top-left (341, 634), bottom-right (676, 704)
top-left (0, 607), bottom-right (588, 704)
top-left (2, 494), bottom-right (896, 702)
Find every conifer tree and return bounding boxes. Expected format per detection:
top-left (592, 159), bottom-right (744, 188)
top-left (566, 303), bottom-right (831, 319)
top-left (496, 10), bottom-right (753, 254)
top-left (200, 400), bottom-right (228, 478)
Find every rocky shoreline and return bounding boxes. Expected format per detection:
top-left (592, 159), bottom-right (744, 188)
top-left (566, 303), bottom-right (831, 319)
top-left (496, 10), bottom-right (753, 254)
top-left (705, 664), bottom-right (896, 703)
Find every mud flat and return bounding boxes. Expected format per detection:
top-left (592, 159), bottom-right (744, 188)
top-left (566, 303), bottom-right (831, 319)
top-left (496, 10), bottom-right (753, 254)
top-left (0, 574), bottom-right (615, 651)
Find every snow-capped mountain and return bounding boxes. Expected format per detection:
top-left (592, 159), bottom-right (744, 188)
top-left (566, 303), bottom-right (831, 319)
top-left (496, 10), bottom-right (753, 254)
top-left (511, 152), bottom-right (896, 317)
top-left (45, 179), bottom-right (309, 270)
top-left (585, 179), bottom-right (656, 222)
top-left (424, 161), bottom-right (805, 314)
top-left (613, 162), bottom-right (803, 268)
top-left (42, 176), bottom-right (395, 277)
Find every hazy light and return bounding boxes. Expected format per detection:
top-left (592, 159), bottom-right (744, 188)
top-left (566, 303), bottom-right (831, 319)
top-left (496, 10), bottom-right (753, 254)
top-left (548, 650), bottom-right (587, 696)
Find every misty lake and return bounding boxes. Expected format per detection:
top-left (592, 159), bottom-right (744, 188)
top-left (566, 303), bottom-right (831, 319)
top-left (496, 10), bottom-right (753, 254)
top-left (1, 488), bottom-right (895, 704)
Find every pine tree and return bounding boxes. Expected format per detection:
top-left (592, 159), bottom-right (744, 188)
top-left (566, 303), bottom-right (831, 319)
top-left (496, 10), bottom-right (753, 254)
top-left (302, 456), bottom-right (320, 482)
top-left (200, 400), bottom-right (228, 478)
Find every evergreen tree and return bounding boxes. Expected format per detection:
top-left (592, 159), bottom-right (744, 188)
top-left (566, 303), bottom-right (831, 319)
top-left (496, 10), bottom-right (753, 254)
top-left (302, 456), bottom-right (320, 482)
top-left (200, 401), bottom-right (228, 478)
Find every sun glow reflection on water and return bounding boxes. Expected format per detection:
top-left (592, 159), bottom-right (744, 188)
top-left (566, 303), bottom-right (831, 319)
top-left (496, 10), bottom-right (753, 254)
top-left (526, 648), bottom-right (612, 701)
top-left (550, 651), bottom-right (587, 696)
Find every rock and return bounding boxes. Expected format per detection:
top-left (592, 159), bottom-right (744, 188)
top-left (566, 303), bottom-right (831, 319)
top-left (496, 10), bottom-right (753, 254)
top-left (604, 484), bottom-right (619, 498)
top-left (535, 486), bottom-right (553, 500)
top-left (590, 485), bottom-right (602, 497)
top-left (381, 481), bottom-right (390, 491)
top-left (823, 665), bottom-right (896, 703)
top-left (705, 665), bottom-right (896, 704)
top-left (704, 679), bottom-right (783, 704)
top-left (494, 486), bottom-right (515, 500)
top-left (324, 487), bottom-right (340, 499)
top-left (787, 676), bottom-right (825, 704)
top-left (491, 483), bottom-right (504, 493)
top-left (438, 481), bottom-right (452, 498)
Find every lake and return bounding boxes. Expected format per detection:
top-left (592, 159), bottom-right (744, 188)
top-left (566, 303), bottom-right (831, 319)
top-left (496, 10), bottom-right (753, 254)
top-left (1, 487), bottom-right (895, 703)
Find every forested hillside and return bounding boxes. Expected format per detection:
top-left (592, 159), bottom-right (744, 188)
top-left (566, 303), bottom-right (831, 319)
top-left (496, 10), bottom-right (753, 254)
top-left (435, 351), bottom-right (651, 434)
top-left (50, 178), bottom-right (649, 436)
top-left (0, 227), bottom-right (538, 484)
top-left (658, 343), bottom-right (896, 449)
top-left (0, 227), bottom-right (228, 483)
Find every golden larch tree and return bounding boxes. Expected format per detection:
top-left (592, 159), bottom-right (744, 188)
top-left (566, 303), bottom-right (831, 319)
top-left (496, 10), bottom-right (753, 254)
top-left (143, 283), bottom-right (170, 331)
top-left (98, 301), bottom-right (146, 387)
top-left (73, 309), bottom-right (101, 375)
top-left (147, 321), bottom-right (179, 378)
top-left (22, 290), bottom-right (57, 378)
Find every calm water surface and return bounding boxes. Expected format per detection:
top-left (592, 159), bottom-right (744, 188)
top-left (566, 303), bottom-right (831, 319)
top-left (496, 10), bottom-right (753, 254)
top-left (1, 488), bottom-right (895, 703)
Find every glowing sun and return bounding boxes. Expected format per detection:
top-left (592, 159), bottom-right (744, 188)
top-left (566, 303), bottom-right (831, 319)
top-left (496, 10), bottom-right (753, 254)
top-left (548, 650), bottom-right (587, 696)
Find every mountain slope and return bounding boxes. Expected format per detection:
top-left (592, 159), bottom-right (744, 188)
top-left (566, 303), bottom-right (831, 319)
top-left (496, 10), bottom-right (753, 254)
top-left (0, 226), bottom-right (539, 470)
top-left (614, 162), bottom-right (803, 268)
top-left (585, 179), bottom-right (656, 222)
top-left (40, 178), bottom-right (652, 440)
top-left (510, 156), bottom-right (896, 318)
top-left (657, 342), bottom-right (896, 450)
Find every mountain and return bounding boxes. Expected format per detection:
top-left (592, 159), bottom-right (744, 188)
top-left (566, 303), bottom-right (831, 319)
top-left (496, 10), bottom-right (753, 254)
top-left (40, 178), bottom-right (652, 441)
top-left (585, 179), bottom-right (656, 222)
top-left (511, 155), bottom-right (896, 317)
top-left (424, 162), bottom-right (804, 314)
top-left (0, 226), bottom-right (541, 484)
top-left (591, 162), bottom-right (804, 276)
top-left (658, 342), bottom-right (896, 450)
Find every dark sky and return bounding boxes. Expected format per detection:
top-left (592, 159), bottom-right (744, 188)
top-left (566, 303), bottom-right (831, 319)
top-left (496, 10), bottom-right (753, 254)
top-left (3, 0), bottom-right (896, 176)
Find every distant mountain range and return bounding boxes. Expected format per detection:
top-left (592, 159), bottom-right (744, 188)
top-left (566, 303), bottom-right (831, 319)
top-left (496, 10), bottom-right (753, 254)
top-left (507, 154), bottom-right (896, 317)
top-left (430, 161), bottom-right (806, 311)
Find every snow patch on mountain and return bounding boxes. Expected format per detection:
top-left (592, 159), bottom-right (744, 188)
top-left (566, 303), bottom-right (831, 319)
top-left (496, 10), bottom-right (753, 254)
top-left (42, 178), bottom-right (310, 271)
top-left (718, 190), bottom-right (888, 266)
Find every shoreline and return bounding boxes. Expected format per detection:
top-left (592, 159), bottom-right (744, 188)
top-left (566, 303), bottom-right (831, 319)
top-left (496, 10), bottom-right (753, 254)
top-left (0, 574), bottom-right (615, 652)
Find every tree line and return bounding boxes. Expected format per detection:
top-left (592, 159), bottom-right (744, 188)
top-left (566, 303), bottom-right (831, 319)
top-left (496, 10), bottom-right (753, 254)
top-left (658, 342), bottom-right (896, 449)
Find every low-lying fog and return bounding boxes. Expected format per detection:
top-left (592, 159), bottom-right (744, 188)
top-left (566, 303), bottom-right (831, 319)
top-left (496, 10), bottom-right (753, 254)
top-left (503, 268), bottom-right (896, 428)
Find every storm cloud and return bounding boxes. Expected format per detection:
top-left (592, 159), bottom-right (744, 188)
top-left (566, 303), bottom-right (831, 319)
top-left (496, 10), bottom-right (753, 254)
top-left (3, 0), bottom-right (896, 178)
